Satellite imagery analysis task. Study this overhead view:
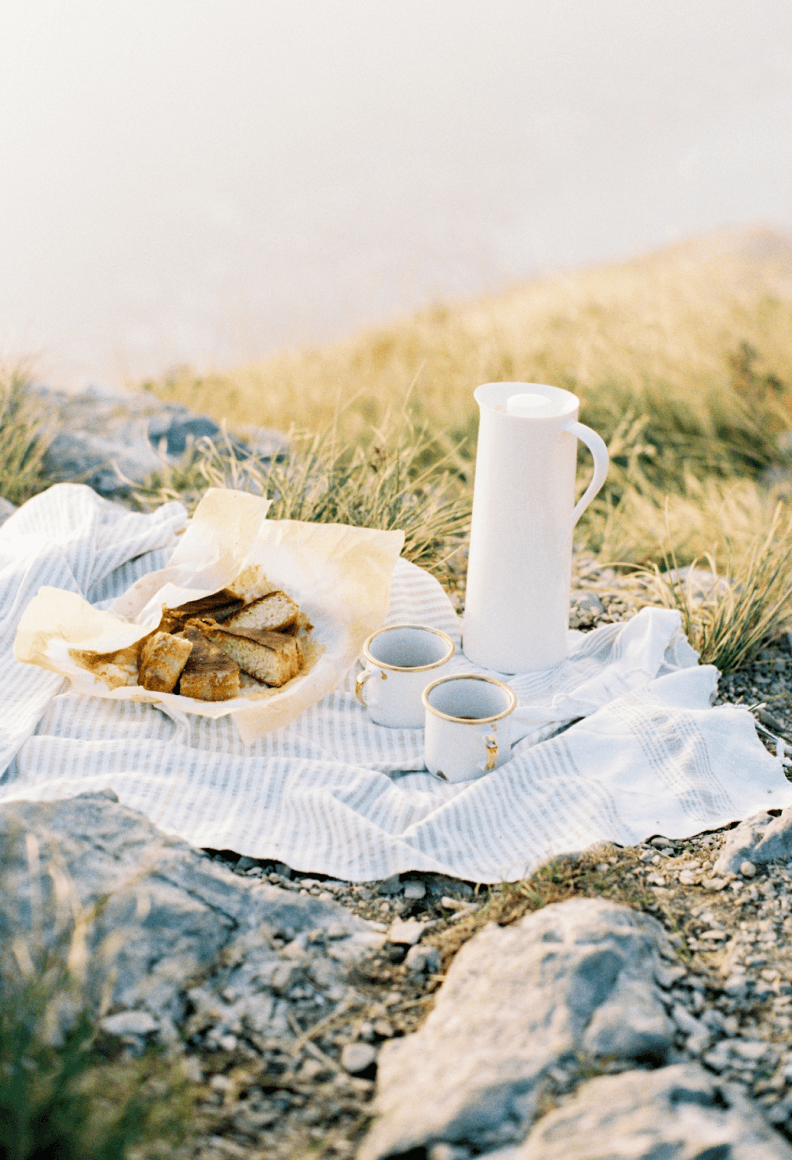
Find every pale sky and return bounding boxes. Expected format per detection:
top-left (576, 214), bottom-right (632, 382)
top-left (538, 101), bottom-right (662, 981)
top-left (1, 1), bottom-right (791, 386)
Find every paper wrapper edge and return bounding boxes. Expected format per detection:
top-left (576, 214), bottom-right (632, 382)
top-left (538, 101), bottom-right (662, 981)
top-left (14, 502), bottom-right (406, 741)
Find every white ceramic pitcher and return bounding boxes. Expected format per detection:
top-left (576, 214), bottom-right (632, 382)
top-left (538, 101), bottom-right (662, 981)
top-left (462, 382), bottom-right (609, 673)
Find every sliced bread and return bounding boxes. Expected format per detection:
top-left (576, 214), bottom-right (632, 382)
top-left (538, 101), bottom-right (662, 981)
top-left (225, 590), bottom-right (299, 633)
top-left (162, 589), bottom-right (245, 632)
top-left (199, 621), bottom-right (304, 687)
top-left (138, 631), bottom-right (193, 693)
top-left (176, 626), bottom-right (240, 701)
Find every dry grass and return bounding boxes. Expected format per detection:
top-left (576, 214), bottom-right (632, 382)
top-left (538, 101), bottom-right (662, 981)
top-left (140, 226), bottom-right (792, 561)
top-left (430, 845), bottom-right (658, 970)
top-left (0, 367), bottom-right (55, 506)
top-left (142, 227), bottom-right (792, 466)
top-left (135, 227), bottom-right (792, 664)
top-left (631, 504), bottom-right (792, 673)
top-left (6, 228), bottom-right (792, 666)
top-left (133, 407), bottom-right (471, 584)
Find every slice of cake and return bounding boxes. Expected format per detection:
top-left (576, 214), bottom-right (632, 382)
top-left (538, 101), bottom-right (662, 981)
top-left (225, 590), bottom-right (299, 633)
top-left (138, 631), bottom-right (193, 693)
top-left (161, 589), bottom-right (246, 633)
top-left (176, 626), bottom-right (240, 701)
top-left (199, 621), bottom-right (304, 687)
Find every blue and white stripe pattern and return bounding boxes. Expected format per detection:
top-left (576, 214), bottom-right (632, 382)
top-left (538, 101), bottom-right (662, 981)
top-left (2, 483), bottom-right (790, 883)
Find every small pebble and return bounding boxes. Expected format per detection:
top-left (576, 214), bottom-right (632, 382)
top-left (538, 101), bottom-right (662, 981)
top-left (404, 944), bottom-right (441, 974)
top-left (340, 1042), bottom-right (377, 1075)
top-left (378, 875), bottom-right (403, 896)
top-left (731, 1039), bottom-right (771, 1062)
top-left (741, 861), bottom-right (757, 878)
top-left (440, 896), bottom-right (473, 912)
top-left (387, 918), bottom-right (427, 945)
top-left (101, 1010), bottom-right (160, 1037)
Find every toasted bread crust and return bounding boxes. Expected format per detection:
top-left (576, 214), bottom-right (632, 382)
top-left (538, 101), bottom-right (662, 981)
top-left (138, 631), bottom-right (193, 693)
top-left (225, 590), bottom-right (299, 633)
top-left (144, 584), bottom-right (308, 699)
top-left (202, 622), bottom-right (304, 687)
top-left (160, 590), bottom-right (246, 634)
top-left (176, 626), bottom-right (240, 701)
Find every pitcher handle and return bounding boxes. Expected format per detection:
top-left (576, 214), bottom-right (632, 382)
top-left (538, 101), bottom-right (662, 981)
top-left (559, 421), bottom-right (609, 543)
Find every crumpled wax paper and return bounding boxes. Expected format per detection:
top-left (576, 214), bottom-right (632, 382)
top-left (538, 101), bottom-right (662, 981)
top-left (14, 488), bottom-right (405, 742)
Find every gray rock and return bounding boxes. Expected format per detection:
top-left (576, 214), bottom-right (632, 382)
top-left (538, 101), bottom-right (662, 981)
top-left (714, 807), bottom-right (792, 875)
top-left (670, 1003), bottom-right (707, 1037)
top-left (377, 875), bottom-right (403, 896)
top-left (32, 382), bottom-right (285, 499)
top-left (517, 1063), bottom-right (792, 1159)
top-left (429, 1147), bottom-right (476, 1160)
top-left (359, 898), bottom-right (676, 1160)
top-left (0, 791), bottom-right (383, 1036)
top-left (476, 1150), bottom-right (523, 1160)
top-left (147, 412), bottom-right (222, 457)
top-left (386, 918), bottom-right (426, 945)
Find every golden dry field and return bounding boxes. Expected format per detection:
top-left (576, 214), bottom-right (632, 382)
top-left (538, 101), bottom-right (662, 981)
top-left (142, 226), bottom-right (792, 566)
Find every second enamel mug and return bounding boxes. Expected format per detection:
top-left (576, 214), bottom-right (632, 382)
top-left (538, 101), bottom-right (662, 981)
top-left (355, 624), bottom-right (455, 728)
top-left (423, 673), bottom-right (517, 783)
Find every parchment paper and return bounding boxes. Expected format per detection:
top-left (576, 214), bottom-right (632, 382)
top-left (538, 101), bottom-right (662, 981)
top-left (14, 488), bottom-right (404, 742)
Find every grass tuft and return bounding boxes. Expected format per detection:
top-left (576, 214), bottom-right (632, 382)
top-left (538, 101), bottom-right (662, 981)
top-left (0, 969), bottom-right (193, 1160)
top-left (0, 368), bottom-right (55, 507)
top-left (134, 407), bottom-right (472, 583)
top-left (630, 504), bottom-right (792, 673)
top-left (431, 846), bottom-right (657, 969)
top-left (0, 833), bottom-right (195, 1160)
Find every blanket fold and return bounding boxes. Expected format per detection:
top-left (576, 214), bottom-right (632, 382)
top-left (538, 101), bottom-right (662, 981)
top-left (2, 484), bottom-right (790, 882)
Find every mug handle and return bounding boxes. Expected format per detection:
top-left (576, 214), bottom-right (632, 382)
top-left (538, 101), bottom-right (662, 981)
top-left (484, 733), bottom-right (498, 771)
top-left (559, 421), bottom-right (609, 544)
top-left (355, 667), bottom-right (373, 707)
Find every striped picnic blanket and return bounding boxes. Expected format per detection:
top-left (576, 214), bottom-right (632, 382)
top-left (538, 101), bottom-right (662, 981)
top-left (2, 484), bottom-right (790, 882)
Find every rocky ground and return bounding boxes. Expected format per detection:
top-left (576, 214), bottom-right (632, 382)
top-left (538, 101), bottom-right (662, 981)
top-left (11, 783), bottom-right (792, 1160)
top-left (7, 381), bottom-right (792, 1158)
top-left (187, 810), bottom-right (792, 1158)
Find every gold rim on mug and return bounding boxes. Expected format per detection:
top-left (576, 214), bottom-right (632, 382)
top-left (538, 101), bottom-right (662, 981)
top-left (422, 672), bottom-right (517, 724)
top-left (362, 624), bottom-right (456, 673)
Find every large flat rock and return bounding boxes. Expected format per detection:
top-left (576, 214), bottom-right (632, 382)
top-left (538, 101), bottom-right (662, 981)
top-left (715, 806), bottom-right (792, 874)
top-left (33, 382), bottom-right (285, 498)
top-left (517, 1063), bottom-right (792, 1160)
top-left (360, 897), bottom-right (676, 1160)
top-left (0, 791), bottom-right (382, 1040)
